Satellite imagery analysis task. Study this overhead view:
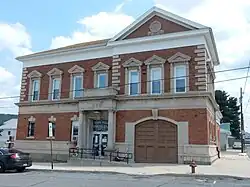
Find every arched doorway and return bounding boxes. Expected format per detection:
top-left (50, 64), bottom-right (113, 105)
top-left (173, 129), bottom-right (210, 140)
top-left (134, 119), bottom-right (178, 163)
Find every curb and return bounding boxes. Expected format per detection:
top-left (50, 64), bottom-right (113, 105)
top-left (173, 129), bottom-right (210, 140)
top-left (27, 168), bottom-right (250, 180)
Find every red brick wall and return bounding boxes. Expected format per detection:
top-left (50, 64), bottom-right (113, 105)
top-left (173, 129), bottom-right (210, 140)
top-left (17, 112), bottom-right (78, 141)
top-left (124, 15), bottom-right (191, 40)
top-left (24, 57), bottom-right (113, 101)
top-left (116, 108), bottom-right (209, 145)
top-left (119, 46), bottom-right (198, 94)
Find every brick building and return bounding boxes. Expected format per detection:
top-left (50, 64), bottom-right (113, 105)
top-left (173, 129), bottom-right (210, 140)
top-left (15, 7), bottom-right (222, 164)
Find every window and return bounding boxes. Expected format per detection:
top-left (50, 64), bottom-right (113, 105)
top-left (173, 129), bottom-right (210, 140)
top-left (31, 79), bottom-right (40, 101)
top-left (27, 122), bottom-right (35, 137)
top-left (174, 65), bottom-right (186, 93)
top-left (97, 73), bottom-right (107, 88)
top-left (129, 70), bottom-right (139, 95)
top-left (71, 121), bottom-right (79, 141)
top-left (48, 122), bottom-right (56, 137)
top-left (8, 131), bottom-right (11, 136)
top-left (73, 75), bottom-right (83, 98)
top-left (52, 78), bottom-right (60, 100)
top-left (150, 68), bottom-right (161, 94)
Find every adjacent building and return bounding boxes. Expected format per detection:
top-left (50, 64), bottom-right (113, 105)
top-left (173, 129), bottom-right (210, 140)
top-left (15, 7), bottom-right (221, 164)
top-left (0, 119), bottom-right (17, 147)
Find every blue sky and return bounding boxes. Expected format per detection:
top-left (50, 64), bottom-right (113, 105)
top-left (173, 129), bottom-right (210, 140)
top-left (1, 0), bottom-right (250, 130)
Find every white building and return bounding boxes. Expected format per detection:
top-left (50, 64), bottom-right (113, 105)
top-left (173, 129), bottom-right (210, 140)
top-left (0, 119), bottom-right (17, 147)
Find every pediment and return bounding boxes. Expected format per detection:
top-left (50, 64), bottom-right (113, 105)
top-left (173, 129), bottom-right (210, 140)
top-left (47, 68), bottom-right (63, 76)
top-left (168, 52), bottom-right (191, 63)
top-left (92, 62), bottom-right (110, 71)
top-left (68, 65), bottom-right (85, 74)
top-left (110, 6), bottom-right (206, 42)
top-left (27, 70), bottom-right (42, 78)
top-left (122, 58), bottom-right (143, 67)
top-left (144, 55), bottom-right (166, 65)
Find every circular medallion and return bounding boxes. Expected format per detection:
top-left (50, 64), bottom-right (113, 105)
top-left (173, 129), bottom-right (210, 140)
top-left (149, 21), bottom-right (162, 33)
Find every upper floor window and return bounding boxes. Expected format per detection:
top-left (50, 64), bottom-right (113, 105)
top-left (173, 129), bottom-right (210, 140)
top-left (122, 57), bottom-right (142, 95)
top-left (47, 68), bottom-right (63, 100)
top-left (129, 70), bottom-right (139, 95)
top-left (68, 65), bottom-right (85, 99)
top-left (92, 62), bottom-right (110, 89)
top-left (31, 79), bottom-right (40, 101)
top-left (73, 75), bottom-right (83, 98)
top-left (150, 67), bottom-right (162, 94)
top-left (52, 78), bottom-right (61, 100)
top-left (145, 55), bottom-right (166, 95)
top-left (174, 65), bottom-right (186, 93)
top-left (27, 70), bottom-right (42, 102)
top-left (97, 73), bottom-right (107, 88)
top-left (168, 52), bottom-right (191, 93)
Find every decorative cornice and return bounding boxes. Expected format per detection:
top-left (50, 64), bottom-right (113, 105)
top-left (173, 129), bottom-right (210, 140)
top-left (92, 62), bottom-right (110, 71)
top-left (48, 115), bottom-right (56, 122)
top-left (168, 52), bottom-right (191, 63)
top-left (47, 68), bottom-right (63, 76)
top-left (28, 116), bottom-right (36, 122)
top-left (122, 57), bottom-right (143, 67)
top-left (68, 65), bottom-right (85, 74)
top-left (144, 55), bottom-right (166, 65)
top-left (71, 114), bottom-right (79, 121)
top-left (27, 70), bottom-right (42, 78)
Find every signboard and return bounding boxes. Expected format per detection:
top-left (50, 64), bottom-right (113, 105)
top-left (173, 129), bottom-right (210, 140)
top-left (93, 120), bottom-right (108, 132)
top-left (49, 122), bottom-right (53, 137)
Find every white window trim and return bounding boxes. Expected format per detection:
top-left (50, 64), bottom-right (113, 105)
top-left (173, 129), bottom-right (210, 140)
top-left (52, 78), bottom-right (61, 100)
top-left (128, 69), bottom-right (139, 96)
top-left (97, 72), bottom-right (108, 88)
top-left (150, 67), bottom-right (162, 94)
top-left (73, 75), bottom-right (83, 98)
top-left (174, 65), bottom-right (187, 93)
top-left (27, 121), bottom-right (35, 137)
top-left (31, 79), bottom-right (40, 101)
top-left (27, 70), bottom-right (42, 102)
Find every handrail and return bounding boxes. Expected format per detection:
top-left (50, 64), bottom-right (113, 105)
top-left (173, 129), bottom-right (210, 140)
top-left (108, 150), bottom-right (133, 164)
top-left (69, 148), bottom-right (97, 159)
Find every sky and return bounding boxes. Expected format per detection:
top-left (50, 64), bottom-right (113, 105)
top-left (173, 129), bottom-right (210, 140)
top-left (1, 0), bottom-right (250, 131)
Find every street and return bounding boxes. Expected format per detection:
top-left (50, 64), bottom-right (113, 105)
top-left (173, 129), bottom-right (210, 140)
top-left (0, 171), bottom-right (250, 187)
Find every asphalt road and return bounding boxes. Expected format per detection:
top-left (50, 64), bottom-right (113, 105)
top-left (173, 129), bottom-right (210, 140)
top-left (0, 170), bottom-right (250, 187)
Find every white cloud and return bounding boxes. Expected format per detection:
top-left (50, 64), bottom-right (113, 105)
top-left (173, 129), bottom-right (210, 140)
top-left (0, 22), bottom-right (32, 114)
top-left (50, 10), bottom-right (134, 49)
top-left (0, 22), bottom-right (32, 56)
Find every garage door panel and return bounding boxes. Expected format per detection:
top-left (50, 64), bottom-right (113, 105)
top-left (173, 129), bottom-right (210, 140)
top-left (135, 119), bottom-right (178, 163)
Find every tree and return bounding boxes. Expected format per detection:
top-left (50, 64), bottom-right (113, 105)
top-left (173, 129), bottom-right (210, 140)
top-left (215, 90), bottom-right (240, 139)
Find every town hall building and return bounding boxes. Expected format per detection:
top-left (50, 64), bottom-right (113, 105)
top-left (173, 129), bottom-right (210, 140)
top-left (15, 6), bottom-right (222, 165)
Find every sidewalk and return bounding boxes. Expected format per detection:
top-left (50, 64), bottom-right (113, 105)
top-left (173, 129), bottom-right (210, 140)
top-left (28, 151), bottom-right (250, 179)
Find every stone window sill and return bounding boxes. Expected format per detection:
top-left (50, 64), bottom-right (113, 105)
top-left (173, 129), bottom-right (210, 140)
top-left (46, 137), bottom-right (55, 140)
top-left (26, 136), bottom-right (35, 139)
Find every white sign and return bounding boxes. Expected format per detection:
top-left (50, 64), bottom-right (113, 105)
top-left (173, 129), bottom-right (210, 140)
top-left (49, 122), bottom-right (53, 137)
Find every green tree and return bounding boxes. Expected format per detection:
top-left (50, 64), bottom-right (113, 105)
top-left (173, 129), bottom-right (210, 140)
top-left (215, 90), bottom-right (241, 138)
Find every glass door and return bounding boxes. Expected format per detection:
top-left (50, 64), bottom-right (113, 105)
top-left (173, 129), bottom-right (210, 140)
top-left (92, 133), bottom-right (108, 156)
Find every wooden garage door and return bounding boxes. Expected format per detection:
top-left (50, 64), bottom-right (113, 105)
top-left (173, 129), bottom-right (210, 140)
top-left (135, 120), bottom-right (178, 163)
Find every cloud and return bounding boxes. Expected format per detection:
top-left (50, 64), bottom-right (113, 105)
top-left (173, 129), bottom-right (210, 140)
top-left (50, 6), bottom-right (134, 49)
top-left (0, 22), bottom-right (32, 114)
top-left (0, 22), bottom-right (32, 56)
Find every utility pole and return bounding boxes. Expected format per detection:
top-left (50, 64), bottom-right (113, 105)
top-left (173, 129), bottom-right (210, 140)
top-left (240, 87), bottom-right (245, 153)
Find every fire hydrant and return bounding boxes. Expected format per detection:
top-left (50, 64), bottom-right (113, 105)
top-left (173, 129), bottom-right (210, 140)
top-left (189, 160), bottom-right (197, 174)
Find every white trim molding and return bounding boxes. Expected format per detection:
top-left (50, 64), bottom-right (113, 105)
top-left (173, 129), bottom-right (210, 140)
top-left (168, 52), bottom-right (191, 63)
top-left (68, 65), bottom-right (85, 74)
top-left (27, 70), bottom-right (42, 78)
top-left (27, 70), bottom-right (42, 102)
top-left (28, 116), bottom-right (36, 122)
top-left (47, 68), bottom-right (63, 100)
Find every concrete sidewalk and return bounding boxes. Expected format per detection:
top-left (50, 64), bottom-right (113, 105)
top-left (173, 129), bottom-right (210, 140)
top-left (28, 151), bottom-right (250, 179)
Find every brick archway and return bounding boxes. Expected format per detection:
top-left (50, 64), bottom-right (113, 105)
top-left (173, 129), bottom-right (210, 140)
top-left (134, 119), bottom-right (178, 163)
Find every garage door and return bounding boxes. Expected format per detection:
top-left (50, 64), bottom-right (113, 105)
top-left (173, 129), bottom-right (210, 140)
top-left (135, 119), bottom-right (178, 163)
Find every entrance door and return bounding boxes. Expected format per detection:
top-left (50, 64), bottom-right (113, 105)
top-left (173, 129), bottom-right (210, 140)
top-left (92, 133), bottom-right (108, 156)
top-left (71, 121), bottom-right (79, 147)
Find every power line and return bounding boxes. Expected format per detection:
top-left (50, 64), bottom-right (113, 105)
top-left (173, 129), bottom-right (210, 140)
top-left (0, 75), bottom-right (249, 110)
top-left (0, 65), bottom-right (249, 102)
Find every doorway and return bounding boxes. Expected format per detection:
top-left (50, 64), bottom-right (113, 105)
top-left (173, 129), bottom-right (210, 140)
top-left (92, 120), bottom-right (108, 156)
